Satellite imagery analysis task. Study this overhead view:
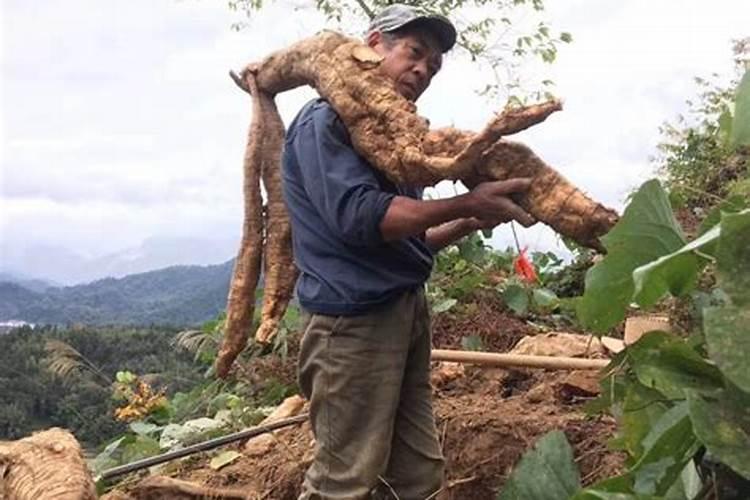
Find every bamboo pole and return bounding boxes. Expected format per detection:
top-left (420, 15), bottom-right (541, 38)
top-left (431, 349), bottom-right (610, 370)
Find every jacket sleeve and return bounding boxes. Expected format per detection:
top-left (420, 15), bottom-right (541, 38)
top-left (287, 105), bottom-right (395, 246)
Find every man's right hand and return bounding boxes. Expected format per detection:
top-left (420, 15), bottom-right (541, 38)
top-left (464, 178), bottom-right (536, 227)
top-left (380, 177), bottom-right (536, 243)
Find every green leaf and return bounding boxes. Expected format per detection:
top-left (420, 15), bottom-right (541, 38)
top-left (461, 335), bottom-right (484, 352)
top-left (532, 288), bottom-right (560, 313)
top-left (498, 430), bottom-right (581, 500)
top-left (730, 69), bottom-right (750, 148)
top-left (121, 435), bottom-right (161, 463)
top-left (618, 383), bottom-right (669, 459)
top-left (663, 461), bottom-right (702, 500)
top-left (578, 180), bottom-right (687, 333)
top-left (91, 435), bottom-right (131, 473)
top-left (116, 370), bottom-right (136, 384)
top-left (630, 403), bottom-right (699, 496)
top-left (503, 284), bottom-right (529, 315)
top-left (627, 332), bottom-right (724, 399)
top-left (718, 109), bottom-right (734, 147)
top-left (631, 224), bottom-right (719, 307)
top-left (697, 195), bottom-right (747, 235)
top-left (715, 209), bottom-right (750, 306)
top-left (667, 189), bottom-right (687, 210)
top-left (704, 306), bottom-right (750, 392)
top-left (432, 298), bottom-right (457, 314)
top-left (688, 389), bottom-right (750, 479)
top-left (129, 421), bottom-right (160, 436)
top-left (210, 450), bottom-right (242, 470)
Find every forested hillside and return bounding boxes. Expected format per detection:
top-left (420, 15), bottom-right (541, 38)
top-left (0, 325), bottom-right (204, 446)
top-left (0, 260), bottom-right (234, 326)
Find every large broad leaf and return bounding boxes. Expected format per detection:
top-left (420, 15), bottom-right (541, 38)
top-left (503, 283), bottom-right (529, 316)
top-left (578, 180), bottom-right (686, 333)
top-left (627, 332), bottom-right (724, 399)
top-left (497, 431), bottom-right (581, 500)
top-left (631, 225), bottom-right (719, 307)
top-left (616, 382), bottom-right (669, 460)
top-left (704, 306), bottom-right (750, 393)
top-left (688, 389), bottom-right (750, 479)
top-left (715, 209), bottom-right (750, 306)
top-left (630, 403), bottom-right (699, 496)
top-left (573, 475), bottom-right (660, 499)
top-left (731, 69), bottom-right (750, 148)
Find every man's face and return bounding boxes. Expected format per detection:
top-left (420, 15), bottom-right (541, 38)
top-left (367, 28), bottom-right (443, 102)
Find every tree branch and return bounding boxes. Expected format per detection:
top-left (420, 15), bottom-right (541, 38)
top-left (354, 0), bottom-right (376, 20)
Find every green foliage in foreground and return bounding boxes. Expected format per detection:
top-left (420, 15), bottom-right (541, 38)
top-left (501, 183), bottom-right (750, 499)
top-left (499, 70), bottom-right (750, 499)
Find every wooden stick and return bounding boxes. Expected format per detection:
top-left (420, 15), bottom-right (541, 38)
top-left (99, 414), bottom-right (308, 480)
top-left (431, 349), bottom-right (610, 370)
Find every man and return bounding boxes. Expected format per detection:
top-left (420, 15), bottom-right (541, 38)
top-left (282, 4), bottom-right (535, 499)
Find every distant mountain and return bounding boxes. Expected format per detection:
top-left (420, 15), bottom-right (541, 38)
top-left (0, 272), bottom-right (58, 293)
top-left (0, 260), bottom-right (235, 326)
top-left (1, 236), bottom-right (238, 285)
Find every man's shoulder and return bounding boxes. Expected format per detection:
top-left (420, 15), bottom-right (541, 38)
top-left (288, 98), bottom-right (348, 141)
top-left (294, 98), bottom-right (340, 126)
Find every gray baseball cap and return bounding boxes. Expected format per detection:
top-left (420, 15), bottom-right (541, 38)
top-left (367, 4), bottom-right (457, 53)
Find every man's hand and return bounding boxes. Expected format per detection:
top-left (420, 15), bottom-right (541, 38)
top-left (464, 178), bottom-right (536, 228)
top-left (380, 177), bottom-right (535, 244)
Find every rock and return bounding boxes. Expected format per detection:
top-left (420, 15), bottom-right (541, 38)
top-left (555, 371), bottom-right (601, 403)
top-left (244, 395), bottom-right (305, 456)
top-left (510, 332), bottom-right (606, 358)
top-left (624, 315), bottom-right (671, 345)
top-left (431, 362), bottom-right (465, 388)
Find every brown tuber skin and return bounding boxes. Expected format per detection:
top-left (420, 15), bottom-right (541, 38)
top-left (216, 72), bottom-right (265, 378)
top-left (0, 428), bottom-right (97, 500)
top-left (216, 31), bottom-right (619, 377)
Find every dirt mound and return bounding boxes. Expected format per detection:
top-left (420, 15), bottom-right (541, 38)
top-left (115, 366), bottom-right (622, 500)
top-left (111, 293), bottom-right (623, 499)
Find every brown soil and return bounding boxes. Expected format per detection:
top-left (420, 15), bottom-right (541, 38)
top-left (120, 368), bottom-right (622, 500)
top-left (432, 291), bottom-right (534, 352)
top-left (115, 293), bottom-right (624, 499)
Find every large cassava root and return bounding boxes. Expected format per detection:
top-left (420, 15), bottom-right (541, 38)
top-left (217, 30), bottom-right (619, 377)
top-left (0, 428), bottom-right (97, 500)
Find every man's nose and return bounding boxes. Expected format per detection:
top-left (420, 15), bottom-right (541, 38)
top-left (412, 62), bottom-right (429, 84)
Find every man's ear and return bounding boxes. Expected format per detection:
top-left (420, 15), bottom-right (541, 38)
top-left (366, 30), bottom-right (382, 49)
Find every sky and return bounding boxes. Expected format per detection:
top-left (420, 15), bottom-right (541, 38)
top-left (1, 0), bottom-right (748, 267)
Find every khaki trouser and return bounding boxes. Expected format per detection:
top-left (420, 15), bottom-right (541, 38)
top-left (297, 289), bottom-right (445, 500)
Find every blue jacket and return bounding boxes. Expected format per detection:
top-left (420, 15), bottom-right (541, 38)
top-left (282, 98), bottom-right (434, 315)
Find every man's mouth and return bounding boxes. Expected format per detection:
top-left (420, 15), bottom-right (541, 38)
top-left (400, 81), bottom-right (418, 99)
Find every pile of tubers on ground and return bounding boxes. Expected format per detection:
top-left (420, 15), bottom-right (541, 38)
top-left (216, 31), bottom-right (619, 377)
